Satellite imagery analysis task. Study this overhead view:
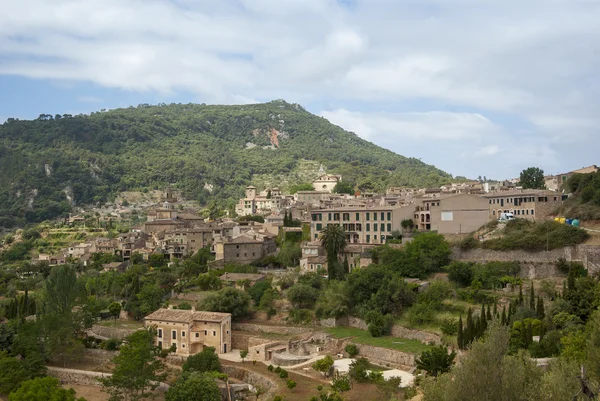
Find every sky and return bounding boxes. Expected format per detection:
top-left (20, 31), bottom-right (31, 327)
top-left (1, 0), bottom-right (599, 180)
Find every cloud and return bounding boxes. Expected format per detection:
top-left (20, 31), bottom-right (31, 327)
top-left (0, 0), bottom-right (599, 177)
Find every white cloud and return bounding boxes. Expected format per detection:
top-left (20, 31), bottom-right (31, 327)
top-left (0, 0), bottom-right (599, 177)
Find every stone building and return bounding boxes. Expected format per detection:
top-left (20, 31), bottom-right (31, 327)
top-left (482, 190), bottom-right (567, 221)
top-left (310, 206), bottom-right (414, 245)
top-left (313, 173), bottom-right (342, 193)
top-left (144, 309), bottom-right (232, 355)
top-left (213, 231), bottom-right (277, 265)
top-left (425, 193), bottom-right (491, 234)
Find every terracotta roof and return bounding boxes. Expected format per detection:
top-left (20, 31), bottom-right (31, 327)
top-left (144, 308), bottom-right (230, 323)
top-left (145, 219), bottom-right (185, 225)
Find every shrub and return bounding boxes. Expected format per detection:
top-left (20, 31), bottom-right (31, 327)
top-left (344, 344), bottom-right (358, 357)
top-left (267, 365), bottom-right (274, 372)
top-left (287, 309), bottom-right (312, 325)
top-left (174, 302), bottom-right (192, 310)
top-left (274, 366), bottom-right (282, 373)
top-left (101, 338), bottom-right (121, 351)
top-left (458, 235), bottom-right (479, 250)
top-left (349, 357), bottom-right (371, 383)
top-left (365, 311), bottom-right (394, 337)
top-left (407, 302), bottom-right (436, 326)
top-left (279, 369), bottom-right (288, 379)
top-left (440, 318), bottom-right (458, 336)
top-left (331, 376), bottom-right (351, 392)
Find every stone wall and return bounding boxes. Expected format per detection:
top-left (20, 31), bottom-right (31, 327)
top-left (90, 324), bottom-right (140, 340)
top-left (342, 342), bottom-right (416, 368)
top-left (579, 245), bottom-right (600, 275)
top-left (232, 333), bottom-right (251, 350)
top-left (47, 367), bottom-right (169, 391)
top-left (83, 348), bottom-right (117, 364)
top-left (222, 365), bottom-right (279, 399)
top-left (332, 317), bottom-right (442, 345)
top-left (233, 323), bottom-right (311, 336)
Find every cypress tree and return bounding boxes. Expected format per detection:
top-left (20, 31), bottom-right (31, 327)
top-left (486, 303), bottom-right (492, 321)
top-left (536, 296), bottom-right (545, 319)
top-left (501, 305), bottom-right (507, 326)
top-left (342, 256), bottom-right (350, 276)
top-left (517, 285), bottom-right (524, 305)
top-left (567, 264), bottom-right (577, 294)
top-left (480, 312), bottom-right (488, 334)
top-left (480, 303), bottom-right (485, 322)
top-left (562, 280), bottom-right (567, 298)
top-left (526, 321), bottom-right (533, 347)
top-left (529, 285), bottom-right (535, 311)
top-left (520, 321), bottom-right (528, 348)
top-left (466, 308), bottom-right (473, 346)
top-left (457, 316), bottom-right (464, 350)
top-left (493, 302), bottom-right (498, 317)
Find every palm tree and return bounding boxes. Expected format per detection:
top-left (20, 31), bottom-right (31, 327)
top-left (320, 225), bottom-right (347, 280)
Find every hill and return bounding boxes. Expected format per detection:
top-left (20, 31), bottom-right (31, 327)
top-left (0, 100), bottom-right (452, 226)
top-left (555, 171), bottom-right (600, 220)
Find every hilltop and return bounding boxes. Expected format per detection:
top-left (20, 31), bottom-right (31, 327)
top-left (0, 100), bottom-right (451, 226)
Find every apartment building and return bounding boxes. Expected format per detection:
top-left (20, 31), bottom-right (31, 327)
top-left (482, 190), bottom-right (567, 221)
top-left (144, 309), bottom-right (231, 355)
top-left (310, 206), bottom-right (413, 245)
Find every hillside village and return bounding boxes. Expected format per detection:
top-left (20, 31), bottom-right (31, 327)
top-left (1, 164), bottom-right (600, 401)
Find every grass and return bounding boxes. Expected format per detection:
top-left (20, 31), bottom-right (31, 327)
top-left (325, 326), bottom-right (432, 354)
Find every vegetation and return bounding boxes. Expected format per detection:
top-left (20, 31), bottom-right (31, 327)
top-left (519, 167), bottom-right (546, 189)
top-left (183, 347), bottom-right (221, 374)
top-left (481, 219), bottom-right (589, 251)
top-left (320, 224), bottom-right (347, 280)
top-left (325, 327), bottom-right (432, 353)
top-left (558, 170), bottom-right (600, 219)
top-left (165, 372), bottom-right (221, 401)
top-left (416, 345), bottom-right (456, 377)
top-left (0, 101), bottom-right (451, 226)
top-left (8, 377), bottom-right (86, 401)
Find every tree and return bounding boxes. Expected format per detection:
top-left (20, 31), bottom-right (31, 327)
top-left (183, 347), bottom-right (221, 374)
top-left (349, 357), bottom-right (371, 383)
top-left (400, 219), bottom-right (414, 232)
top-left (286, 379), bottom-right (297, 392)
top-left (9, 376), bottom-right (86, 401)
top-left (332, 181), bottom-right (354, 195)
top-left (312, 355), bottom-right (334, 375)
top-left (320, 224), bottom-right (347, 280)
top-left (0, 352), bottom-right (30, 396)
top-left (536, 296), bottom-right (545, 319)
top-left (315, 281), bottom-right (351, 319)
top-left (416, 345), bottom-right (456, 377)
top-left (519, 167), bottom-right (545, 190)
top-left (99, 329), bottom-right (166, 401)
top-left (248, 281), bottom-right (272, 305)
top-left (109, 302), bottom-right (122, 323)
top-left (199, 287), bottom-right (251, 319)
top-left (239, 349), bottom-right (248, 363)
top-left (258, 289), bottom-right (277, 319)
top-left (331, 376), bottom-right (351, 392)
top-left (344, 344), bottom-right (359, 357)
top-left (165, 372), bottom-right (221, 401)
top-left (44, 265), bottom-right (79, 317)
top-left (286, 283), bottom-right (319, 309)
top-left (457, 316), bottom-right (464, 349)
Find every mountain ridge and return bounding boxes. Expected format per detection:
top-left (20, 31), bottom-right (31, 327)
top-left (0, 100), bottom-right (452, 226)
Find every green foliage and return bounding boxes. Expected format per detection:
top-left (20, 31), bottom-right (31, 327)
top-left (247, 280), bottom-right (271, 305)
top-left (0, 352), bottom-right (30, 396)
top-left (277, 241), bottom-right (302, 267)
top-left (99, 329), bottom-right (166, 401)
top-left (286, 283), bottom-right (319, 309)
top-left (447, 261), bottom-right (520, 290)
top-left (0, 102), bottom-right (450, 225)
top-left (287, 309), bottom-right (313, 325)
top-left (344, 344), bottom-right (359, 357)
top-left (286, 379), bottom-right (296, 391)
top-left (315, 280), bottom-right (350, 319)
top-left (312, 355), bottom-right (334, 374)
top-left (165, 372), bottom-right (221, 401)
top-left (108, 302), bottom-right (122, 320)
top-left (195, 274), bottom-right (222, 291)
top-left (101, 338), bottom-right (121, 351)
top-left (458, 235), bottom-right (479, 250)
top-left (9, 376), bottom-right (86, 401)
top-left (239, 349), bottom-right (248, 362)
top-left (481, 220), bottom-right (589, 251)
top-left (348, 357), bottom-right (371, 383)
top-left (407, 302), bottom-right (436, 326)
top-left (416, 345), bottom-right (457, 377)
top-left (278, 369), bottom-right (288, 379)
top-left (440, 318), bottom-right (458, 336)
top-left (198, 287), bottom-right (251, 319)
top-left (364, 311), bottom-right (394, 337)
top-left (332, 181), bottom-right (354, 195)
top-left (519, 167), bottom-right (545, 189)
top-left (320, 224), bottom-right (347, 280)
top-left (331, 376), bottom-right (351, 392)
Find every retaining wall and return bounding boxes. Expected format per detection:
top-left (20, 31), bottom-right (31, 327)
top-left (233, 323), bottom-right (311, 336)
top-left (90, 324), bottom-right (140, 340)
top-left (221, 365), bottom-right (279, 399)
top-left (342, 341), bottom-right (416, 368)
top-left (324, 317), bottom-right (441, 345)
top-left (47, 367), bottom-right (169, 391)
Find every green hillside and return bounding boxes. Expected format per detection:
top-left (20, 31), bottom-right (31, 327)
top-left (0, 100), bottom-right (452, 226)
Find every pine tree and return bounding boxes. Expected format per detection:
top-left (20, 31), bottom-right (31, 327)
top-left (457, 316), bottom-right (464, 350)
top-left (536, 296), bottom-right (545, 319)
top-left (529, 285), bottom-right (535, 311)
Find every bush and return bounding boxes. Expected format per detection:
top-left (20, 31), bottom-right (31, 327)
top-left (364, 311), bottom-right (394, 337)
top-left (279, 369), bottom-right (288, 379)
top-left (287, 309), bottom-right (312, 325)
top-left (267, 365), bottom-right (274, 372)
top-left (344, 344), bottom-right (359, 357)
top-left (458, 235), bottom-right (479, 250)
top-left (349, 357), bottom-right (371, 383)
top-left (407, 302), bottom-right (436, 326)
top-left (331, 376), bottom-right (351, 392)
top-left (101, 338), bottom-right (121, 351)
top-left (174, 302), bottom-right (192, 310)
top-left (440, 318), bottom-right (458, 336)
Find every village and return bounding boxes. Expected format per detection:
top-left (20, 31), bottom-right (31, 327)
top-left (5, 164), bottom-right (597, 401)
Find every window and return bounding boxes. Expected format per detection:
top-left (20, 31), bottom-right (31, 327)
top-left (373, 224), bottom-right (378, 232)
top-left (381, 212), bottom-right (385, 221)
top-left (316, 223), bottom-right (322, 230)
top-left (333, 213), bottom-right (340, 221)
top-left (531, 209), bottom-right (535, 215)
top-left (328, 213), bottom-right (332, 220)
top-left (366, 235), bottom-right (370, 243)
top-left (312, 214), bottom-right (317, 221)
top-left (356, 213), bottom-right (360, 221)
top-left (158, 329), bottom-right (162, 338)
top-left (343, 213), bottom-right (350, 221)
top-left (236, 253), bottom-right (239, 257)
top-left (182, 344), bottom-right (185, 348)
top-left (181, 331), bottom-right (186, 338)
top-left (366, 223), bottom-right (370, 232)
top-left (374, 235), bottom-right (378, 240)
top-left (380, 223), bottom-right (385, 232)
top-left (213, 331), bottom-right (216, 336)
top-left (387, 223), bottom-right (391, 232)
top-left (195, 333), bottom-right (199, 338)
top-left (172, 331), bottom-right (176, 340)
top-left (373, 212), bottom-right (377, 221)
top-left (204, 330), bottom-right (207, 336)
top-left (387, 212), bottom-right (391, 220)
top-left (366, 213), bottom-right (370, 221)
top-left (236, 245), bottom-right (239, 249)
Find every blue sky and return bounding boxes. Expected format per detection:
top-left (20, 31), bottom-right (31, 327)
top-left (1, 0), bottom-right (599, 179)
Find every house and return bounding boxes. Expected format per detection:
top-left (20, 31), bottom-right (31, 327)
top-left (235, 186), bottom-right (283, 217)
top-left (143, 219), bottom-right (185, 235)
top-left (213, 231), bottom-right (277, 265)
top-left (294, 191), bottom-right (330, 206)
top-left (144, 308), bottom-right (232, 355)
top-left (556, 165), bottom-right (599, 188)
top-left (299, 241), bottom-right (327, 272)
top-left (67, 243), bottom-right (92, 258)
top-left (426, 194), bottom-right (491, 234)
top-left (161, 228), bottom-right (213, 259)
top-left (310, 206), bottom-right (414, 245)
top-left (482, 190), bottom-right (567, 221)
